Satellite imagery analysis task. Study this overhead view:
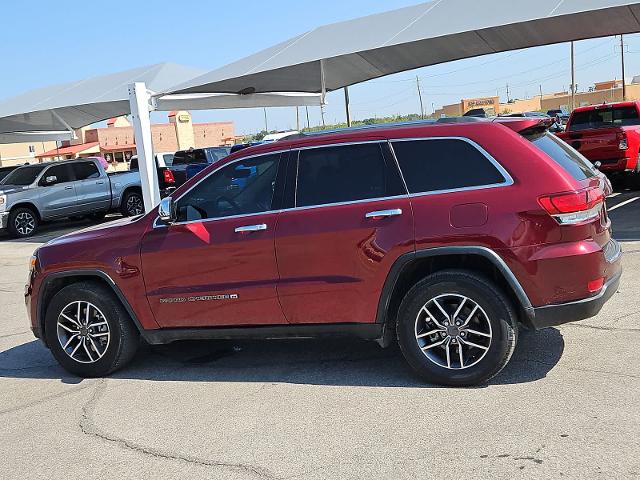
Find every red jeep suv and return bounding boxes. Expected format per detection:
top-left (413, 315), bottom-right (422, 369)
top-left (25, 118), bottom-right (622, 386)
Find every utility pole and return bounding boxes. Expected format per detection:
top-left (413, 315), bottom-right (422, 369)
top-left (296, 107), bottom-right (300, 131)
top-left (320, 104), bottom-right (326, 127)
top-left (305, 106), bottom-right (311, 129)
top-left (570, 41), bottom-right (576, 111)
top-left (621, 34), bottom-right (627, 101)
top-left (506, 83), bottom-right (510, 103)
top-left (416, 76), bottom-right (425, 119)
top-left (539, 84), bottom-right (543, 99)
top-left (344, 87), bottom-right (352, 127)
top-left (263, 108), bottom-right (268, 132)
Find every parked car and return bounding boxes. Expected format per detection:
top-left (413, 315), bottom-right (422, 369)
top-left (128, 154), bottom-right (176, 196)
top-left (26, 118), bottom-right (621, 386)
top-left (169, 147), bottom-right (231, 187)
top-left (0, 165), bottom-right (19, 182)
top-left (0, 158), bottom-right (144, 238)
top-left (547, 109), bottom-right (570, 125)
top-left (556, 101), bottom-right (640, 187)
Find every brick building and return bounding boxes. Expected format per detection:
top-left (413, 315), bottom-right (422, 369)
top-left (36, 111), bottom-right (235, 163)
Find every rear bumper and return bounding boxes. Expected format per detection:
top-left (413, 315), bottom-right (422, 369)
top-left (531, 269), bottom-right (622, 329)
top-left (0, 212), bottom-right (8, 230)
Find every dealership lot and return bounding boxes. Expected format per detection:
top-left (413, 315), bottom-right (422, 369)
top-left (0, 194), bottom-right (638, 479)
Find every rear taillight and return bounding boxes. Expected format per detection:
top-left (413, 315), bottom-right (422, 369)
top-left (617, 131), bottom-right (628, 150)
top-left (163, 169), bottom-right (175, 184)
top-left (539, 186), bottom-right (604, 225)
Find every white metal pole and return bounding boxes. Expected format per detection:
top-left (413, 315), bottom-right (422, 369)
top-left (128, 82), bottom-right (160, 212)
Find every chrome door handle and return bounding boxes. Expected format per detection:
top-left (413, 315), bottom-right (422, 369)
top-left (365, 209), bottom-right (403, 219)
top-left (235, 224), bottom-right (267, 233)
top-left (64, 186), bottom-right (73, 190)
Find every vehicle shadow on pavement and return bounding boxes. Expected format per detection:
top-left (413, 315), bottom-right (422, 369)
top-left (0, 328), bottom-right (564, 387)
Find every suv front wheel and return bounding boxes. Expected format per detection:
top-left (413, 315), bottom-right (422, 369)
top-left (396, 270), bottom-right (518, 386)
top-left (44, 282), bottom-right (139, 377)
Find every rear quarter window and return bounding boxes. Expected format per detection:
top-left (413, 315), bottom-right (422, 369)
top-left (527, 132), bottom-right (597, 181)
top-left (391, 138), bottom-right (508, 194)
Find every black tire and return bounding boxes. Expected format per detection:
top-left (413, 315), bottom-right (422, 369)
top-left (396, 270), bottom-right (518, 387)
top-left (44, 281), bottom-right (139, 377)
top-left (120, 190), bottom-right (144, 217)
top-left (7, 206), bottom-right (39, 238)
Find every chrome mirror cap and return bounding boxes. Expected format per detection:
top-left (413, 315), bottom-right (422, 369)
top-left (158, 196), bottom-right (175, 223)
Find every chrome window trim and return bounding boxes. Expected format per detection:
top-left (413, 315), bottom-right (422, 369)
top-left (388, 136), bottom-right (514, 198)
top-left (152, 136), bottom-right (514, 229)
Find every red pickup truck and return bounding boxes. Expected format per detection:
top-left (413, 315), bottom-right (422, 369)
top-left (557, 102), bottom-right (640, 187)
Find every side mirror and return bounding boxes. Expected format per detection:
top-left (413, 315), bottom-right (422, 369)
top-left (44, 175), bottom-right (57, 185)
top-left (158, 196), bottom-right (176, 223)
top-left (593, 161), bottom-right (602, 170)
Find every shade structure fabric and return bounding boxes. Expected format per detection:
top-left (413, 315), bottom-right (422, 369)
top-left (0, 63), bottom-right (205, 135)
top-left (0, 131), bottom-right (73, 144)
top-left (168, 0), bottom-right (640, 96)
top-left (154, 92), bottom-right (321, 111)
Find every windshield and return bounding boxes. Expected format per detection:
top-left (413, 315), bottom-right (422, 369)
top-left (569, 106), bottom-right (640, 131)
top-left (0, 165), bottom-right (46, 185)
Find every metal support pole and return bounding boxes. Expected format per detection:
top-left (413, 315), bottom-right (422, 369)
top-left (128, 82), bottom-right (160, 212)
top-left (621, 35), bottom-right (627, 101)
top-left (306, 107), bottom-right (311, 129)
top-left (263, 108), bottom-right (268, 132)
top-left (344, 86), bottom-right (351, 127)
top-left (570, 41), bottom-right (576, 111)
top-left (320, 59), bottom-right (327, 105)
top-left (296, 107), bottom-right (300, 131)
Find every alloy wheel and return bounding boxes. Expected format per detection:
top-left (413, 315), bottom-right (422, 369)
top-left (14, 212), bottom-right (36, 236)
top-left (56, 301), bottom-right (110, 364)
top-left (414, 293), bottom-right (492, 370)
top-left (126, 194), bottom-right (144, 216)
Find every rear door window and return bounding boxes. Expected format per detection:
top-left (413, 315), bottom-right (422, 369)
top-left (72, 161), bottom-right (100, 180)
top-left (527, 132), bottom-right (597, 181)
top-left (391, 139), bottom-right (507, 194)
top-left (295, 143), bottom-right (405, 208)
top-left (173, 150), bottom-right (208, 166)
top-left (569, 106), bottom-right (640, 131)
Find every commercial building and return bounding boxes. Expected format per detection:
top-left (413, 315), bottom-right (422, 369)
top-left (0, 140), bottom-right (59, 167)
top-left (433, 77), bottom-right (640, 117)
top-left (34, 111), bottom-right (235, 163)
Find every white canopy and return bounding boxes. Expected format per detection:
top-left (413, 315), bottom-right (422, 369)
top-left (0, 63), bottom-right (205, 135)
top-left (0, 63), bottom-right (322, 138)
top-left (168, 0), bottom-right (640, 96)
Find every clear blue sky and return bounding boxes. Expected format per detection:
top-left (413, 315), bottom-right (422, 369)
top-left (2, 0), bottom-right (640, 135)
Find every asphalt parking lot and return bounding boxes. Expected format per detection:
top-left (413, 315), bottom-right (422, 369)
top-left (0, 192), bottom-right (638, 479)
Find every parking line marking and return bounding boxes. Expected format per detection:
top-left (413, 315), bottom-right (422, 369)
top-left (608, 197), bottom-right (639, 212)
top-left (608, 193), bottom-right (622, 198)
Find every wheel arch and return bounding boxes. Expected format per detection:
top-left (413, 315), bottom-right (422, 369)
top-left (376, 247), bottom-right (535, 333)
top-left (37, 269), bottom-right (144, 347)
top-left (10, 202), bottom-right (41, 220)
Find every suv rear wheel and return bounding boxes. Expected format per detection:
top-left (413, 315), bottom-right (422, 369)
top-left (396, 270), bottom-right (518, 386)
top-left (44, 282), bottom-right (139, 377)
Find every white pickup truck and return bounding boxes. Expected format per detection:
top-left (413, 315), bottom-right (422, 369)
top-left (0, 158), bottom-right (144, 238)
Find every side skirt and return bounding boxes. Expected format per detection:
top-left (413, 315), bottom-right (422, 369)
top-left (141, 323), bottom-right (384, 345)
